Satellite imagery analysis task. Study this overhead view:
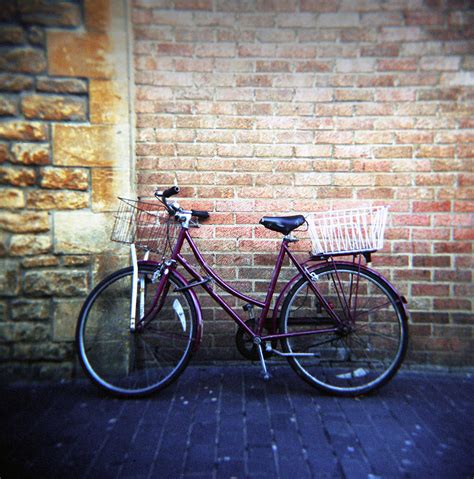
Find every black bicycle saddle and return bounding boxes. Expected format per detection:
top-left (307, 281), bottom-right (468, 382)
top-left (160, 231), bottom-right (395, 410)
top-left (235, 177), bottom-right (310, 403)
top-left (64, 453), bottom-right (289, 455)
top-left (259, 215), bottom-right (306, 235)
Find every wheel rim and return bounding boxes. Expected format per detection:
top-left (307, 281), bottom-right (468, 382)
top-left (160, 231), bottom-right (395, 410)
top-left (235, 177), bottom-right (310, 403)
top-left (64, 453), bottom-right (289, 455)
top-left (283, 266), bottom-right (406, 394)
top-left (79, 269), bottom-right (194, 395)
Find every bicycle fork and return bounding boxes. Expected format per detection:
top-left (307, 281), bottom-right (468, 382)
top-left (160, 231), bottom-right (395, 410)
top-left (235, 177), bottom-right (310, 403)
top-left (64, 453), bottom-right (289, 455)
top-left (130, 244), bottom-right (150, 332)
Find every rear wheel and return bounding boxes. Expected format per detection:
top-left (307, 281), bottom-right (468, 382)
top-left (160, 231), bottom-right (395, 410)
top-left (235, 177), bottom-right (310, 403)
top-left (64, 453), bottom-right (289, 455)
top-left (76, 264), bottom-right (198, 397)
top-left (280, 262), bottom-right (408, 396)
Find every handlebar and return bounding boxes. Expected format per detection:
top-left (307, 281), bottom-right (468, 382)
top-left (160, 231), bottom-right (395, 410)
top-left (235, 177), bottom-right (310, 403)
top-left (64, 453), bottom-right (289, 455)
top-left (154, 186), bottom-right (210, 219)
top-left (161, 186), bottom-right (180, 198)
top-left (191, 210), bottom-right (209, 219)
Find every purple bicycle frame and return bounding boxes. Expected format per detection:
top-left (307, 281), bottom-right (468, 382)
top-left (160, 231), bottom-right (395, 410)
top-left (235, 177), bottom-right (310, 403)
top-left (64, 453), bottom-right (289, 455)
top-left (150, 226), bottom-right (345, 343)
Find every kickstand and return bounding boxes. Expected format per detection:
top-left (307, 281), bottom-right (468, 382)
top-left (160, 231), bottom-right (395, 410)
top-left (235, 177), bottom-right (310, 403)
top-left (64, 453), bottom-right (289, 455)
top-left (256, 342), bottom-right (271, 381)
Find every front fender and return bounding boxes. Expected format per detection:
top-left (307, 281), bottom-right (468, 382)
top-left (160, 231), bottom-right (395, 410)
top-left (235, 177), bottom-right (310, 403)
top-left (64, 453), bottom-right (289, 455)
top-left (138, 260), bottom-right (204, 352)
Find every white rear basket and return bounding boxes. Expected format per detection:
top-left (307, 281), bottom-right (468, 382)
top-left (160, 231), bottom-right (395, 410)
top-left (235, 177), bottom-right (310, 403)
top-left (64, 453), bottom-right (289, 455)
top-left (307, 206), bottom-right (389, 256)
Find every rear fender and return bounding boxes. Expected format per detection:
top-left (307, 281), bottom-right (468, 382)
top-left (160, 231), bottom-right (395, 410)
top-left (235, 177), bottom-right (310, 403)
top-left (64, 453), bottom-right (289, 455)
top-left (138, 260), bottom-right (203, 352)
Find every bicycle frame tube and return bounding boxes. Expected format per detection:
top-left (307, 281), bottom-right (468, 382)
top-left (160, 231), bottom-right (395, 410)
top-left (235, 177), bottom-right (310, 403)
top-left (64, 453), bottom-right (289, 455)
top-left (260, 244), bottom-right (343, 341)
top-left (181, 230), bottom-right (264, 308)
top-left (169, 228), bottom-right (341, 340)
top-left (174, 230), bottom-right (260, 337)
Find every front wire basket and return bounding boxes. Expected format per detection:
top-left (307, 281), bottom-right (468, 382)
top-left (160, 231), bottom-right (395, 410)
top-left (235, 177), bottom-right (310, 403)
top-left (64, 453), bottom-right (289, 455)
top-left (111, 198), bottom-right (179, 257)
top-left (307, 205), bottom-right (389, 256)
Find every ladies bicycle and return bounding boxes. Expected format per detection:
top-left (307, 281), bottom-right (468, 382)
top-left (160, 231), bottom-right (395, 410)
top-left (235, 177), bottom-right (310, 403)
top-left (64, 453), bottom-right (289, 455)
top-left (76, 186), bottom-right (409, 398)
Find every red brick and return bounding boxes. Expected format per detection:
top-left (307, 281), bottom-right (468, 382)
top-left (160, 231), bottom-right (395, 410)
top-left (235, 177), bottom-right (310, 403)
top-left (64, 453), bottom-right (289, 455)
top-left (416, 146), bottom-right (456, 158)
top-left (361, 44), bottom-right (400, 57)
top-left (136, 143), bottom-right (175, 156)
top-left (195, 43), bottom-right (236, 57)
top-left (405, 11), bottom-right (444, 26)
top-left (357, 74), bottom-right (396, 88)
top-left (276, 44), bottom-right (317, 58)
top-left (338, 117), bottom-right (376, 130)
top-left (454, 229), bottom-right (474, 241)
top-left (335, 89), bottom-right (373, 102)
top-left (274, 159), bottom-right (313, 172)
top-left (393, 214), bottom-right (431, 227)
top-left (436, 131), bottom-right (474, 144)
top-left (374, 146), bottom-right (413, 158)
top-left (256, 61), bottom-right (290, 72)
top-left (434, 242), bottom-right (472, 255)
top-left (454, 201), bottom-right (474, 212)
top-left (395, 131), bottom-right (434, 144)
top-left (375, 88), bottom-right (416, 102)
top-left (413, 201), bottom-right (451, 212)
top-left (236, 75), bottom-right (273, 87)
top-left (300, 0), bottom-right (338, 12)
top-left (412, 284), bottom-right (450, 297)
top-left (420, 56), bottom-right (461, 71)
top-left (413, 228), bottom-right (451, 240)
top-left (434, 299), bottom-right (472, 311)
top-left (175, 0), bottom-right (213, 9)
top-left (238, 44), bottom-right (277, 57)
top-left (156, 43), bottom-right (194, 56)
top-left (434, 214), bottom-right (472, 227)
top-left (334, 145), bottom-right (372, 159)
top-left (377, 58), bottom-right (418, 71)
top-left (413, 255), bottom-right (451, 268)
top-left (295, 60), bottom-right (332, 72)
top-left (416, 174), bottom-right (457, 186)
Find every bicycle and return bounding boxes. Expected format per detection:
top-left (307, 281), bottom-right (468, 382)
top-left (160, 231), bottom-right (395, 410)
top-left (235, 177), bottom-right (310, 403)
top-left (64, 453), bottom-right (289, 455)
top-left (76, 186), bottom-right (409, 398)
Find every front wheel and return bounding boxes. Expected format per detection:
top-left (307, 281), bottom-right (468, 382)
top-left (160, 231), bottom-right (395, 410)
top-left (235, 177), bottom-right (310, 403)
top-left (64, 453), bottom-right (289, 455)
top-left (76, 264), bottom-right (198, 398)
top-left (280, 263), bottom-right (408, 397)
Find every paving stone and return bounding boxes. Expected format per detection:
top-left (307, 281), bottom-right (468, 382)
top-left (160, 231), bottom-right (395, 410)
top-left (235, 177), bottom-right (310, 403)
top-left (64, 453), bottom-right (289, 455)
top-left (1, 367), bottom-right (473, 478)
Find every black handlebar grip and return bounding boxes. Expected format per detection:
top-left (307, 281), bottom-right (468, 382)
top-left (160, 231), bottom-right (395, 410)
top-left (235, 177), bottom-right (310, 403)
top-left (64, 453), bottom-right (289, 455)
top-left (191, 210), bottom-right (210, 219)
top-left (162, 186), bottom-right (180, 198)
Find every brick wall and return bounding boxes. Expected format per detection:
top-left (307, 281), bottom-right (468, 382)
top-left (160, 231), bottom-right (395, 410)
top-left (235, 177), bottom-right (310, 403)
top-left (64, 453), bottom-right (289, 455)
top-left (133, 0), bottom-right (473, 365)
top-left (0, 0), bottom-right (133, 380)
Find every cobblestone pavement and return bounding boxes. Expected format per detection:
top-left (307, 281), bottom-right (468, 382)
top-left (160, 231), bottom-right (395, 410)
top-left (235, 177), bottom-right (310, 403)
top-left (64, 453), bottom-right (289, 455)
top-left (1, 365), bottom-right (473, 479)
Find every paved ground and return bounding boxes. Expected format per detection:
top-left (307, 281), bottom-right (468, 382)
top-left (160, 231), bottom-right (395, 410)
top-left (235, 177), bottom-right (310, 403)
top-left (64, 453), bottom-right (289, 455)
top-left (1, 365), bottom-right (473, 479)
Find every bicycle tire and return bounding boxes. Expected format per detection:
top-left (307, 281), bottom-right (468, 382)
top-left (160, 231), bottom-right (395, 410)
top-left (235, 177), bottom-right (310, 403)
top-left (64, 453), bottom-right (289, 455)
top-left (76, 264), bottom-right (198, 398)
top-left (280, 262), bottom-right (408, 397)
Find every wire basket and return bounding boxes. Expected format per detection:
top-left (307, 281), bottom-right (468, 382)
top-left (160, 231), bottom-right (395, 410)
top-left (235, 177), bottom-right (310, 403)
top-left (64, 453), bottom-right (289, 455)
top-left (111, 198), bottom-right (179, 257)
top-left (307, 206), bottom-right (389, 256)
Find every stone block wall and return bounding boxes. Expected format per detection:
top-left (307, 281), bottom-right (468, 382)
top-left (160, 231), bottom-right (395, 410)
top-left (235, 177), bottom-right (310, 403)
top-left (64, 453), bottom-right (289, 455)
top-left (0, 0), bottom-right (133, 380)
top-left (133, 0), bottom-right (473, 365)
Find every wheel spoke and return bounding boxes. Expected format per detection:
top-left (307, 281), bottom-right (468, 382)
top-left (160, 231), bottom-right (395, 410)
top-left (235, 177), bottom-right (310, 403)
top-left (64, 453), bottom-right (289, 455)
top-left (354, 327), bottom-right (400, 343)
top-left (281, 263), bottom-right (407, 396)
top-left (77, 265), bottom-right (196, 397)
top-left (353, 300), bottom-right (394, 321)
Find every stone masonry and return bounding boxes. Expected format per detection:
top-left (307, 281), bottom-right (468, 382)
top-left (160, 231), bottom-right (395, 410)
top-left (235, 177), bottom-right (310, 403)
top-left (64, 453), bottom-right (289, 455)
top-left (0, 0), bottom-right (133, 381)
